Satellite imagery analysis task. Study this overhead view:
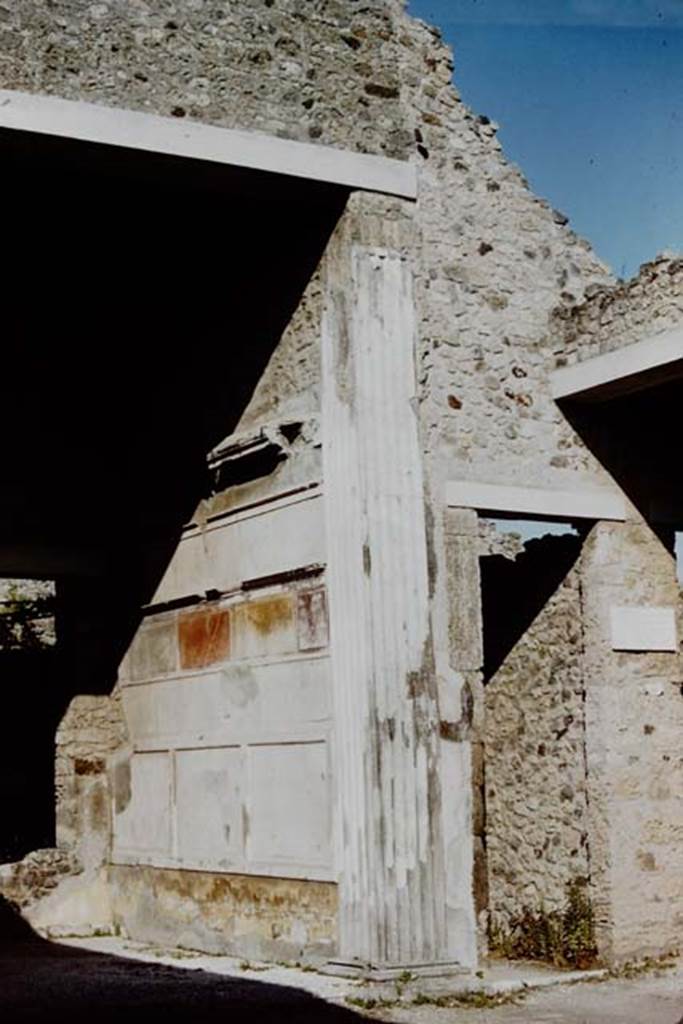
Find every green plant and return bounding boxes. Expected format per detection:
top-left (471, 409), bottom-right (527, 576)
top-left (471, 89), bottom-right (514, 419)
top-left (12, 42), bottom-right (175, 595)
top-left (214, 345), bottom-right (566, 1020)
top-left (412, 989), bottom-right (525, 1009)
top-left (489, 877), bottom-right (598, 968)
top-left (345, 996), bottom-right (398, 1010)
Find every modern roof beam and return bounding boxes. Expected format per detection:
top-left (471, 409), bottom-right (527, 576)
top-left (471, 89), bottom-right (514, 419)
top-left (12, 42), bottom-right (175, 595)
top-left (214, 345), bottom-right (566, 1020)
top-left (0, 89), bottom-right (417, 200)
top-left (551, 327), bottom-right (683, 402)
top-left (445, 479), bottom-right (626, 522)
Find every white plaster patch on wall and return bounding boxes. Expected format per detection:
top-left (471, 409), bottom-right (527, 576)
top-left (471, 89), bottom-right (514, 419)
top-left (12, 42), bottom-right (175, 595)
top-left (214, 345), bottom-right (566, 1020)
top-left (609, 606), bottom-right (678, 652)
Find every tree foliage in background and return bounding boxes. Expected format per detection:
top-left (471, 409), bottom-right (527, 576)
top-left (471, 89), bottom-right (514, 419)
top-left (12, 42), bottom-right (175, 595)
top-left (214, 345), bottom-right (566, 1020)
top-left (0, 582), bottom-right (56, 650)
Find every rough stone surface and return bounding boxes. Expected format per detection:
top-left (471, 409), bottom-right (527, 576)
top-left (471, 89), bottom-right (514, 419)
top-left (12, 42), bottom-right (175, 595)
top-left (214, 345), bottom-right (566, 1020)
top-left (556, 253), bottom-right (683, 365)
top-left (0, 0), bottom-right (613, 494)
top-left (0, 848), bottom-right (81, 908)
top-left (55, 693), bottom-right (129, 867)
top-left (485, 557), bottom-right (590, 936)
top-left (237, 271), bottom-right (323, 434)
top-left (580, 521), bottom-right (683, 963)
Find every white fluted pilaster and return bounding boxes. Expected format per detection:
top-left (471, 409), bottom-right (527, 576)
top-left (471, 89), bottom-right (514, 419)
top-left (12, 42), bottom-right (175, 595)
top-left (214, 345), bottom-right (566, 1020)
top-left (322, 237), bottom-right (456, 971)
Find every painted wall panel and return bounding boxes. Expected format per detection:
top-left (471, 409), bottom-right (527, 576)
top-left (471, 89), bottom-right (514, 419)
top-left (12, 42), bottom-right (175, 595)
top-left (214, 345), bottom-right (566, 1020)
top-left (153, 495), bottom-right (324, 605)
top-left (247, 741), bottom-right (331, 871)
top-left (121, 659), bottom-right (331, 749)
top-left (175, 747), bottom-right (244, 871)
top-left (231, 595), bottom-right (297, 660)
top-left (113, 751), bottom-right (172, 857)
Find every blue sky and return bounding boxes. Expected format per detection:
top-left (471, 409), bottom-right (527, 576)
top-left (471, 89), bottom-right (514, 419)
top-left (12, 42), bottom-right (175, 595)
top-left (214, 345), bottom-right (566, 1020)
top-left (407, 0), bottom-right (683, 277)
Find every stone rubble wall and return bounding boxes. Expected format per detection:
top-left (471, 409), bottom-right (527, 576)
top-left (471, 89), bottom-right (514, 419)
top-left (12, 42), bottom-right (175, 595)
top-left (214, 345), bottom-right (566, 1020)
top-left (0, 1), bottom-right (409, 157)
top-left (1, 1), bottom-right (613, 496)
top-left (580, 521), bottom-right (683, 963)
top-left (55, 693), bottom-right (129, 868)
top-left (484, 553), bottom-right (590, 937)
top-left (0, 694), bottom-right (127, 937)
top-left (0, 848), bottom-right (81, 909)
top-left (555, 254), bottom-right (683, 366)
top-left (236, 271), bottom-right (323, 436)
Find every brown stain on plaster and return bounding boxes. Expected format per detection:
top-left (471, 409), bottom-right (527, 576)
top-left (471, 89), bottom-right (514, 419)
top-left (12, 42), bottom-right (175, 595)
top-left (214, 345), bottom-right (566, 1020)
top-left (637, 850), bottom-right (656, 872)
top-left (74, 757), bottom-right (105, 776)
top-left (296, 588), bottom-right (329, 651)
top-left (440, 682), bottom-right (474, 742)
top-left (331, 278), bottom-right (355, 408)
top-left (362, 542), bottom-right (372, 577)
top-left (178, 606), bottom-right (230, 669)
top-left (108, 865), bottom-right (337, 957)
top-left (424, 501), bottom-right (437, 601)
top-left (88, 780), bottom-right (109, 832)
top-left (243, 595), bottom-right (293, 635)
top-left (112, 759), bottom-right (132, 814)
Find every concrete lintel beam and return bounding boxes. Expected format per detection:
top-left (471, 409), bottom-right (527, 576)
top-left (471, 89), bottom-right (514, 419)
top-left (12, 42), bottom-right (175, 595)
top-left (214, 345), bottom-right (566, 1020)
top-left (0, 89), bottom-right (417, 199)
top-left (445, 480), bottom-right (626, 522)
top-left (551, 328), bottom-right (683, 401)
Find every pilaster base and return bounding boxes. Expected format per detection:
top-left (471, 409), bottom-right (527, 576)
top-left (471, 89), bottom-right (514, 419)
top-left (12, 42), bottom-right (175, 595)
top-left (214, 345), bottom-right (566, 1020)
top-left (323, 959), bottom-right (467, 982)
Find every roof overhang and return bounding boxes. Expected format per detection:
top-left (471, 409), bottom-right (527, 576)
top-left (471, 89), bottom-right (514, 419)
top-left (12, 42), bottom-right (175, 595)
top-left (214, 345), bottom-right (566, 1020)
top-left (551, 327), bottom-right (683, 402)
top-left (0, 89), bottom-right (417, 200)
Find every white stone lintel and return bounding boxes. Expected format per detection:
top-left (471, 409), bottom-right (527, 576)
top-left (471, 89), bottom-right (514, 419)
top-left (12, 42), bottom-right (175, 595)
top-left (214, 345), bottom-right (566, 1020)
top-left (0, 89), bottom-right (417, 199)
top-left (552, 327), bottom-right (683, 401)
top-left (445, 480), bottom-right (626, 522)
